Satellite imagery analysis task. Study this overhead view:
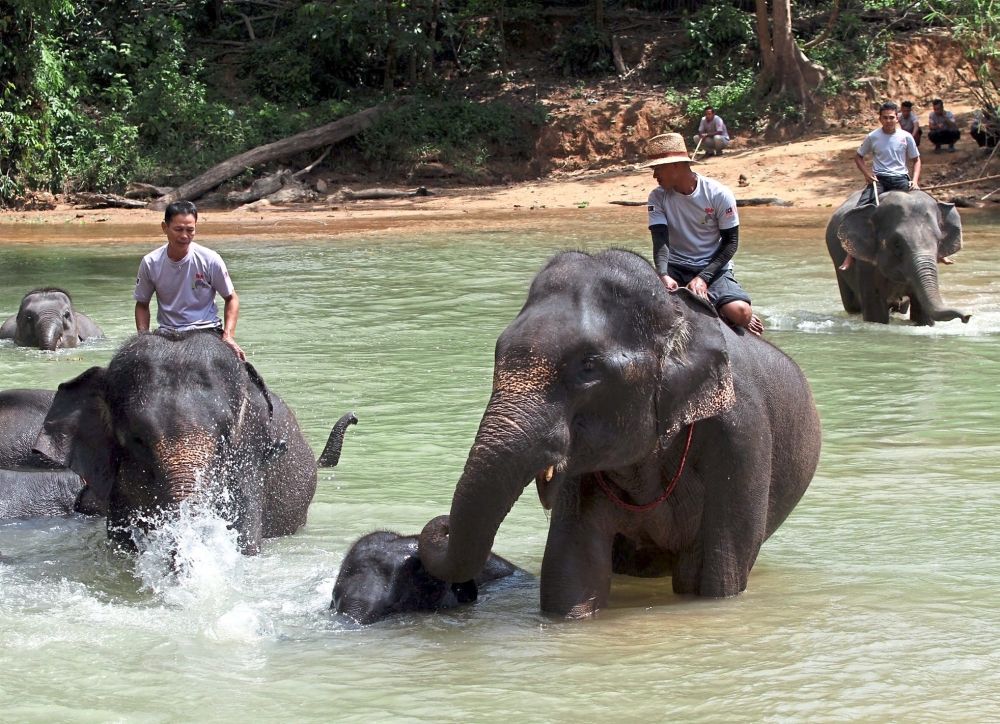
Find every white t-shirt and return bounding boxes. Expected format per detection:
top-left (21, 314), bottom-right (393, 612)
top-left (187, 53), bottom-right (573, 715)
top-left (698, 115), bottom-right (730, 141)
top-left (647, 175), bottom-right (739, 269)
top-left (857, 128), bottom-right (919, 176)
top-left (134, 242), bottom-right (235, 331)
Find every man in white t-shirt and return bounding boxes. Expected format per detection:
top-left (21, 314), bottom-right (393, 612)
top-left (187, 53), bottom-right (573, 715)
top-left (134, 201), bottom-right (246, 360)
top-left (839, 102), bottom-right (922, 270)
top-left (691, 106), bottom-right (730, 157)
top-left (643, 132), bottom-right (762, 335)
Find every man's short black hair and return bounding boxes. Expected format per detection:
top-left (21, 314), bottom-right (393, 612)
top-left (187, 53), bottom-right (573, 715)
top-left (932, 98), bottom-right (944, 106)
top-left (164, 200), bottom-right (198, 224)
top-left (704, 106), bottom-right (715, 113)
top-left (879, 101), bottom-right (899, 114)
top-left (901, 100), bottom-right (913, 109)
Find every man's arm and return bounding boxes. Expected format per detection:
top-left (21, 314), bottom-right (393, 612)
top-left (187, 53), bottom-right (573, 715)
top-left (854, 153), bottom-right (875, 183)
top-left (221, 292), bottom-right (246, 360)
top-left (650, 225), bottom-right (677, 291)
top-left (910, 155), bottom-right (922, 188)
top-left (697, 226), bottom-right (739, 285)
top-left (135, 301), bottom-right (151, 332)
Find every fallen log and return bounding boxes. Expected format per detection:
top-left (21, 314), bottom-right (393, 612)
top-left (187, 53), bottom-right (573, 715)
top-left (150, 97), bottom-right (410, 210)
top-left (341, 186), bottom-right (431, 200)
top-left (124, 182), bottom-right (173, 199)
top-left (71, 192), bottom-right (148, 209)
top-left (922, 173), bottom-right (1000, 192)
top-left (226, 170), bottom-right (292, 205)
top-left (609, 197), bottom-right (792, 207)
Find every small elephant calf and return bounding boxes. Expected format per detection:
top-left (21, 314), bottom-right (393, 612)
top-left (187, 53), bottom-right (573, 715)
top-left (332, 530), bottom-right (520, 625)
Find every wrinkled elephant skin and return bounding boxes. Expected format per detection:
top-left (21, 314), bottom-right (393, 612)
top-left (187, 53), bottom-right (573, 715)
top-left (0, 469), bottom-right (86, 519)
top-left (826, 190), bottom-right (969, 325)
top-left (419, 249), bottom-right (822, 618)
top-left (31, 330), bottom-right (347, 554)
top-left (0, 288), bottom-right (104, 350)
top-left (333, 530), bottom-right (520, 625)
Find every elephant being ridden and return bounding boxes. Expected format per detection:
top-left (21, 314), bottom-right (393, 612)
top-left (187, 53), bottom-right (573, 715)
top-left (332, 530), bottom-right (521, 625)
top-left (418, 249), bottom-right (821, 619)
top-left (32, 330), bottom-right (356, 553)
top-left (826, 189), bottom-right (969, 325)
top-left (1, 288), bottom-right (104, 350)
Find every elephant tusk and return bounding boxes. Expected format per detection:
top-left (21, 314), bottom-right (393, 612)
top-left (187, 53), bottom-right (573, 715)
top-left (544, 465), bottom-right (555, 482)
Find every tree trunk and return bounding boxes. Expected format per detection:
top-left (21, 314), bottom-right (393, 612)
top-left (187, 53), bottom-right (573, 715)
top-left (150, 99), bottom-right (408, 210)
top-left (755, 0), bottom-right (826, 121)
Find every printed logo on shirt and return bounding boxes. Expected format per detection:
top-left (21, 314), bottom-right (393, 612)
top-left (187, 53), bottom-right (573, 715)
top-left (725, 206), bottom-right (734, 216)
top-left (191, 272), bottom-right (212, 290)
top-left (703, 207), bottom-right (714, 224)
top-left (648, 205), bottom-right (655, 213)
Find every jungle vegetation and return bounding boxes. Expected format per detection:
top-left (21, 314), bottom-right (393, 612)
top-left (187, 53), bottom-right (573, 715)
top-left (0, 0), bottom-right (995, 205)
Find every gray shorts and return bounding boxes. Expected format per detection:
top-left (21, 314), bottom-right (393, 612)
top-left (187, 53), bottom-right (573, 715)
top-left (669, 265), bottom-right (752, 308)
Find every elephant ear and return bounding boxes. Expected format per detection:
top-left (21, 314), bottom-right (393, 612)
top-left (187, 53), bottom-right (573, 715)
top-left (244, 361), bottom-right (274, 419)
top-left (33, 366), bottom-right (116, 513)
top-left (655, 289), bottom-right (735, 436)
top-left (937, 201), bottom-right (963, 259)
top-left (837, 204), bottom-right (880, 263)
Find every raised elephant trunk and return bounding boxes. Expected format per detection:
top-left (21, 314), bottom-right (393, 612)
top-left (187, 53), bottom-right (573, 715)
top-left (908, 255), bottom-right (971, 324)
top-left (420, 393), bottom-right (554, 583)
top-left (38, 320), bottom-right (61, 350)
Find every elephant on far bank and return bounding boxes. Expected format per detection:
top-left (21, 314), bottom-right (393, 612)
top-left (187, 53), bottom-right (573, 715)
top-left (418, 249), bottom-right (821, 619)
top-left (826, 190), bottom-right (970, 325)
top-left (1, 288), bottom-right (104, 350)
top-left (332, 530), bottom-right (522, 625)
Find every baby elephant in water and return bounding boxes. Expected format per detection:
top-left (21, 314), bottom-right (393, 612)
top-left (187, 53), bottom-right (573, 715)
top-left (332, 530), bottom-right (521, 625)
top-left (1, 288), bottom-right (104, 350)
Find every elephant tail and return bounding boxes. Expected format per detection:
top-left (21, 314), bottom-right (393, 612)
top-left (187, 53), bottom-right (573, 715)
top-left (318, 411), bottom-right (358, 467)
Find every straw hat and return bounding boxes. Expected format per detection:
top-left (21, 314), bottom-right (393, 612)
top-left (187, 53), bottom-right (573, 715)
top-left (640, 132), bottom-right (698, 167)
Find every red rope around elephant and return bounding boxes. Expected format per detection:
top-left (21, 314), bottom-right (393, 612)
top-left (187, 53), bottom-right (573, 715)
top-left (593, 423), bottom-right (695, 512)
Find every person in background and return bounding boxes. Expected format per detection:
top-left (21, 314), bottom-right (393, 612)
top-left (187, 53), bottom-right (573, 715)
top-left (970, 107), bottom-right (999, 148)
top-left (927, 98), bottom-right (961, 152)
top-left (643, 132), bottom-right (763, 335)
top-left (898, 100), bottom-right (921, 146)
top-left (134, 200), bottom-right (246, 360)
top-left (692, 106), bottom-right (730, 157)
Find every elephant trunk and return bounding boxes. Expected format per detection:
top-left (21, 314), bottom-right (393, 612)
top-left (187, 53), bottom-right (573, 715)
top-left (317, 411), bottom-right (358, 467)
top-left (154, 432), bottom-right (218, 504)
top-left (37, 319), bottom-right (62, 350)
top-left (909, 255), bottom-right (970, 323)
top-left (420, 395), bottom-right (552, 583)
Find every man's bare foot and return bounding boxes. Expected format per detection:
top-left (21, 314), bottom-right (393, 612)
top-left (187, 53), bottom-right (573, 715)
top-left (747, 314), bottom-right (764, 336)
top-left (838, 255), bottom-right (855, 271)
top-left (939, 256), bottom-right (955, 265)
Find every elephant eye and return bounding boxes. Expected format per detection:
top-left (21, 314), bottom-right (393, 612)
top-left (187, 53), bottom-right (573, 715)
top-left (63, 310), bottom-right (72, 319)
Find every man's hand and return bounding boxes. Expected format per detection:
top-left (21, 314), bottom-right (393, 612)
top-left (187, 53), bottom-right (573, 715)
top-left (686, 276), bottom-right (709, 298)
top-left (222, 334), bottom-right (246, 361)
top-left (659, 274), bottom-right (678, 291)
top-left (909, 180), bottom-right (919, 190)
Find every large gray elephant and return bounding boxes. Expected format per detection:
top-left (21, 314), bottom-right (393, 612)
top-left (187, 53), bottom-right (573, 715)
top-left (0, 288), bottom-right (104, 349)
top-left (32, 330), bottom-right (356, 553)
top-left (418, 249), bottom-right (821, 619)
top-left (333, 530), bottom-right (521, 625)
top-left (825, 190), bottom-right (970, 325)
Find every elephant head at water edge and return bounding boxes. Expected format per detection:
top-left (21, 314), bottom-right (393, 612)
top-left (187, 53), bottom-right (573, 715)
top-left (32, 329), bottom-right (356, 554)
top-left (826, 189), bottom-right (969, 325)
top-left (418, 249), bottom-right (822, 619)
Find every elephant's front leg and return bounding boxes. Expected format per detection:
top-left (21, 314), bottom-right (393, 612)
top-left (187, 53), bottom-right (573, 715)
top-left (857, 263), bottom-right (891, 323)
top-left (539, 513), bottom-right (615, 618)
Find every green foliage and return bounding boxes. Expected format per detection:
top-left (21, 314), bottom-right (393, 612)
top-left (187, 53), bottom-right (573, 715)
top-left (661, 3), bottom-right (755, 81)
top-left (925, 0), bottom-right (1000, 109)
top-left (356, 95), bottom-right (545, 174)
top-left (550, 22), bottom-right (613, 77)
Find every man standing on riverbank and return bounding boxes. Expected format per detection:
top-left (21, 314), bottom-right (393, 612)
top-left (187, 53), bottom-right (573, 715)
top-left (134, 200), bottom-right (246, 360)
top-left (644, 132), bottom-right (763, 335)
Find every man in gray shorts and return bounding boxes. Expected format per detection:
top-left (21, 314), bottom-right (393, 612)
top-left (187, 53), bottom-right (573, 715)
top-left (643, 132), bottom-right (763, 335)
top-left (134, 200), bottom-right (246, 359)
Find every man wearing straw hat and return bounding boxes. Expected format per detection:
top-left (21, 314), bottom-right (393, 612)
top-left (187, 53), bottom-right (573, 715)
top-left (839, 101), bottom-right (921, 270)
top-left (644, 132), bottom-right (763, 336)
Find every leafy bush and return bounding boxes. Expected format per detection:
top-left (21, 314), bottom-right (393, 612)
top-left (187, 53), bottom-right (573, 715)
top-left (356, 96), bottom-right (545, 174)
top-left (662, 4), bottom-right (755, 81)
top-left (549, 23), bottom-right (613, 77)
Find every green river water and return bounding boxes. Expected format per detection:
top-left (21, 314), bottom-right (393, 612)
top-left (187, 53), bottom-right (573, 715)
top-left (0, 206), bottom-right (998, 721)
